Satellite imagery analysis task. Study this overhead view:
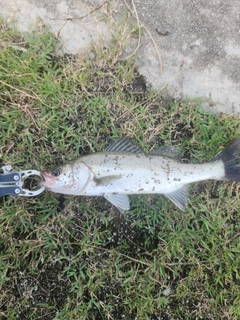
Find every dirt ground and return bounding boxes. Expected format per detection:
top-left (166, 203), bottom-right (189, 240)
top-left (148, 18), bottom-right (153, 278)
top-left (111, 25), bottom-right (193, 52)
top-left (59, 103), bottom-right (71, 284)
top-left (1, 0), bottom-right (240, 115)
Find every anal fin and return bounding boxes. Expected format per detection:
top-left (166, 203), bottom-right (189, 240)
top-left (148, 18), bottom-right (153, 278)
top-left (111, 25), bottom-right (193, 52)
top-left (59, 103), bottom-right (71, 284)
top-left (104, 194), bottom-right (130, 212)
top-left (164, 185), bottom-right (189, 210)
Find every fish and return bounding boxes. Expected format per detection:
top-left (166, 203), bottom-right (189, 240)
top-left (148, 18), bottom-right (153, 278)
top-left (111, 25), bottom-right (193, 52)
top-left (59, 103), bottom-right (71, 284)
top-left (40, 137), bottom-right (240, 211)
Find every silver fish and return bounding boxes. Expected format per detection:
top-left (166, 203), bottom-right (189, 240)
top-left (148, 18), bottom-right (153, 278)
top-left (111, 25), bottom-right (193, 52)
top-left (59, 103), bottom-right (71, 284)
top-left (40, 137), bottom-right (240, 211)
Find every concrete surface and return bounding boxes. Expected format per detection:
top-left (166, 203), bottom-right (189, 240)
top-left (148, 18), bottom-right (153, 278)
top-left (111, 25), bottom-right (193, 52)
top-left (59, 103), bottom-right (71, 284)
top-left (1, 0), bottom-right (240, 115)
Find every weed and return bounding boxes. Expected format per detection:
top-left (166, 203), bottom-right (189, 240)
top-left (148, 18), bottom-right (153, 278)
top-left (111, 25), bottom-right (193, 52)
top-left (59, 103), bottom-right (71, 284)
top-left (0, 19), bottom-right (240, 320)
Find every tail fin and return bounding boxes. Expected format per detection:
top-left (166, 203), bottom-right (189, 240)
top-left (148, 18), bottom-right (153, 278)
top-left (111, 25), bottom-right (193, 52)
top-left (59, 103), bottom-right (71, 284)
top-left (215, 136), bottom-right (240, 181)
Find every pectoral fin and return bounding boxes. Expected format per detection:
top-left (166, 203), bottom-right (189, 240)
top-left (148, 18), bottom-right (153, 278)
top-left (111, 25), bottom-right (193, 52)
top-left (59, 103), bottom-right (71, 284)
top-left (94, 175), bottom-right (122, 186)
top-left (164, 185), bottom-right (189, 210)
top-left (104, 194), bottom-right (130, 212)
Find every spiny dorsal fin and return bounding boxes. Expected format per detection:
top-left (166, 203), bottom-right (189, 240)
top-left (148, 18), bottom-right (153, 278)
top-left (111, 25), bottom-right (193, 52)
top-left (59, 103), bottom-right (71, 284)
top-left (105, 138), bottom-right (144, 154)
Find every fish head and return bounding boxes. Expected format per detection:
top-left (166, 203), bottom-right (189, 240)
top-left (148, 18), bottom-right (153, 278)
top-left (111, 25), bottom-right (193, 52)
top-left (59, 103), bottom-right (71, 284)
top-left (41, 162), bottom-right (92, 195)
top-left (41, 164), bottom-right (75, 193)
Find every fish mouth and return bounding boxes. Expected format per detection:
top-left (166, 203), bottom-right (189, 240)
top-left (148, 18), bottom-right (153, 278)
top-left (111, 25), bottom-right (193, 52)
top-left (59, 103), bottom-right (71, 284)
top-left (41, 172), bottom-right (46, 182)
top-left (40, 172), bottom-right (56, 188)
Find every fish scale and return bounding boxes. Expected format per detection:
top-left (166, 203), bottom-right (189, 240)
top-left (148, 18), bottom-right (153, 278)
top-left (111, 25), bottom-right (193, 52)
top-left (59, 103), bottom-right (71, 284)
top-left (41, 137), bottom-right (240, 211)
top-left (79, 153), bottom-right (224, 195)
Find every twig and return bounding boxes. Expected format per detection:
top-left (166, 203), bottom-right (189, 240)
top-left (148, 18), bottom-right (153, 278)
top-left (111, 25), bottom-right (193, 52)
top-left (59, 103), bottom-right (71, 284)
top-left (47, 1), bottom-right (108, 21)
top-left (0, 80), bottom-right (45, 104)
top-left (121, 0), bottom-right (141, 61)
top-left (48, 1), bottom-right (109, 37)
top-left (123, 0), bottom-right (163, 75)
top-left (225, 232), bottom-right (240, 244)
top-left (88, 244), bottom-right (217, 268)
top-left (143, 24), bottom-right (163, 75)
top-left (0, 42), bottom-right (27, 52)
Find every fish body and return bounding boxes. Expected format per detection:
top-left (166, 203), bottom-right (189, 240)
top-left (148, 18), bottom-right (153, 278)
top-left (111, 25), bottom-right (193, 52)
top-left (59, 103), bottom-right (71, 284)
top-left (41, 137), bottom-right (240, 211)
top-left (69, 153), bottom-right (224, 194)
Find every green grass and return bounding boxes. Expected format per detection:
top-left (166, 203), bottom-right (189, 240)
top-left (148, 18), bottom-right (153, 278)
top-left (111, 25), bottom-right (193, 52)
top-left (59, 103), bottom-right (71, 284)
top-left (0, 20), bottom-right (240, 320)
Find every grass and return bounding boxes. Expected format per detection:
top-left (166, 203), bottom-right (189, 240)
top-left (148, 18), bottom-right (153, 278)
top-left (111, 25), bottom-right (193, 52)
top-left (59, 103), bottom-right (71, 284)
top-left (0, 18), bottom-right (240, 320)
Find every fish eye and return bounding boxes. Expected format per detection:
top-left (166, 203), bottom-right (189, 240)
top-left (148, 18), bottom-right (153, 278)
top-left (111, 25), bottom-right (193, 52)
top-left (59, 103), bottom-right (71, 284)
top-left (52, 168), bottom-right (61, 177)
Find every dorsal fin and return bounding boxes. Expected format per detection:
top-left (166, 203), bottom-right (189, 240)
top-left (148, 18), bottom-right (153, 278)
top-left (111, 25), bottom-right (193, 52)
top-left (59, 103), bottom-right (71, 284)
top-left (105, 138), bottom-right (144, 154)
top-left (150, 145), bottom-right (182, 160)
